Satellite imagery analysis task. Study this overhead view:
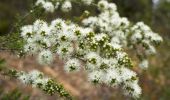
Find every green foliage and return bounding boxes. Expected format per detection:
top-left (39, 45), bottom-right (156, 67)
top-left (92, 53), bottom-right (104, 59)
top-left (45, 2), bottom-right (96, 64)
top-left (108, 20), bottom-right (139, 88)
top-left (42, 79), bottom-right (73, 99)
top-left (114, 0), bottom-right (152, 24)
top-left (0, 87), bottom-right (30, 100)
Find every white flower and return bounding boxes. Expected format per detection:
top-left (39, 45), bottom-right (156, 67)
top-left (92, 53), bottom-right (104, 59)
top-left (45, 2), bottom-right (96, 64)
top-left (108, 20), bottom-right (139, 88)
top-left (131, 31), bottom-right (142, 43)
top-left (33, 20), bottom-right (50, 35)
top-left (50, 18), bottom-right (65, 33)
top-left (88, 70), bottom-right (104, 84)
top-left (20, 25), bottom-right (33, 38)
top-left (120, 67), bottom-right (137, 81)
top-left (146, 45), bottom-right (156, 55)
top-left (99, 58), bottom-right (112, 70)
top-left (36, 0), bottom-right (55, 13)
top-left (110, 17), bottom-right (121, 28)
top-left (78, 27), bottom-right (93, 37)
top-left (150, 33), bottom-right (163, 42)
top-left (124, 80), bottom-right (142, 98)
top-left (94, 33), bottom-right (108, 42)
top-left (97, 0), bottom-right (108, 11)
top-left (116, 51), bottom-right (126, 60)
top-left (139, 59), bottom-right (149, 69)
top-left (33, 78), bottom-right (48, 87)
top-left (85, 52), bottom-right (101, 65)
top-left (41, 38), bottom-right (52, 48)
top-left (111, 43), bottom-right (122, 50)
top-left (103, 68), bottom-right (121, 86)
top-left (56, 42), bottom-right (74, 59)
top-left (64, 58), bottom-right (81, 72)
top-left (111, 37), bottom-right (121, 44)
top-left (82, 0), bottom-right (93, 5)
top-left (24, 43), bottom-right (40, 53)
top-left (43, 2), bottom-right (55, 12)
top-left (38, 49), bottom-right (53, 65)
top-left (61, 1), bottom-right (72, 12)
top-left (82, 17), bottom-right (97, 27)
top-left (57, 30), bottom-right (71, 41)
top-left (55, 2), bottom-right (60, 9)
top-left (131, 82), bottom-right (142, 98)
top-left (18, 70), bottom-right (50, 88)
top-left (108, 3), bottom-right (117, 11)
top-left (121, 17), bottom-right (130, 27)
top-left (18, 73), bottom-right (29, 84)
top-left (36, 0), bottom-right (45, 6)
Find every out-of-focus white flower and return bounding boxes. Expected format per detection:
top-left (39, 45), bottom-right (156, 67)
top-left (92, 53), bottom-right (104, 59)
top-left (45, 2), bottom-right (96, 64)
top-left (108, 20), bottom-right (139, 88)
top-left (61, 1), bottom-right (72, 12)
top-left (43, 2), bottom-right (55, 12)
top-left (108, 3), bottom-right (117, 11)
top-left (139, 59), bottom-right (149, 69)
top-left (81, 0), bottom-right (93, 5)
top-left (36, 0), bottom-right (45, 6)
top-left (36, 0), bottom-right (55, 12)
top-left (98, 0), bottom-right (108, 11)
top-left (55, 2), bottom-right (60, 9)
top-left (18, 73), bottom-right (29, 84)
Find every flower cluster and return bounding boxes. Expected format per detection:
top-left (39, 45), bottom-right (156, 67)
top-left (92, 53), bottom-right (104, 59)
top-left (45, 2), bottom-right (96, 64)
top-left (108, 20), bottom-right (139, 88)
top-left (83, 0), bottom-right (163, 68)
top-left (130, 22), bottom-right (163, 68)
top-left (19, 0), bottom-right (163, 98)
top-left (36, 0), bottom-right (94, 12)
top-left (18, 70), bottom-right (48, 86)
top-left (83, 0), bottom-right (130, 48)
top-left (21, 18), bottom-right (141, 98)
top-left (17, 70), bottom-right (72, 99)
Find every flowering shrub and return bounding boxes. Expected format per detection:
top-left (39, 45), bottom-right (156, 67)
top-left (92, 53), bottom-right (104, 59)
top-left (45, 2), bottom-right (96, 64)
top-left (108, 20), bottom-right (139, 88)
top-left (0, 0), bottom-right (163, 99)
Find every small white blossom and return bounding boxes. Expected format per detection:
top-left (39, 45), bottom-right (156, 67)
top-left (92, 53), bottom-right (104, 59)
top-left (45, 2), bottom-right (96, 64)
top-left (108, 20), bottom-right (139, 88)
top-left (55, 2), bottom-right (60, 9)
top-left (38, 49), bottom-right (53, 65)
top-left (103, 68), bottom-right (121, 86)
top-left (108, 3), bottom-right (117, 11)
top-left (88, 70), bottom-right (104, 84)
top-left (24, 43), bottom-right (40, 53)
top-left (56, 42), bottom-right (74, 59)
top-left (98, 0), bottom-right (108, 11)
top-left (18, 70), bottom-right (50, 88)
top-left (20, 25), bottom-right (33, 38)
top-left (36, 0), bottom-right (45, 6)
top-left (61, 1), bottom-right (72, 12)
top-left (81, 0), bottom-right (93, 5)
top-left (18, 73), bottom-right (29, 84)
top-left (64, 58), bottom-right (81, 72)
top-left (36, 0), bottom-right (55, 12)
top-left (85, 52), bottom-right (101, 65)
top-left (43, 2), bottom-right (55, 12)
top-left (124, 80), bottom-right (142, 98)
top-left (139, 59), bottom-right (149, 69)
top-left (120, 67), bottom-right (137, 81)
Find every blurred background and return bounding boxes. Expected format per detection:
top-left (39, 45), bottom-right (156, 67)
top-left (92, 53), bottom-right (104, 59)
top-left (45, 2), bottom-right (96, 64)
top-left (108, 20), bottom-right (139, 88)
top-left (0, 0), bottom-right (170, 100)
